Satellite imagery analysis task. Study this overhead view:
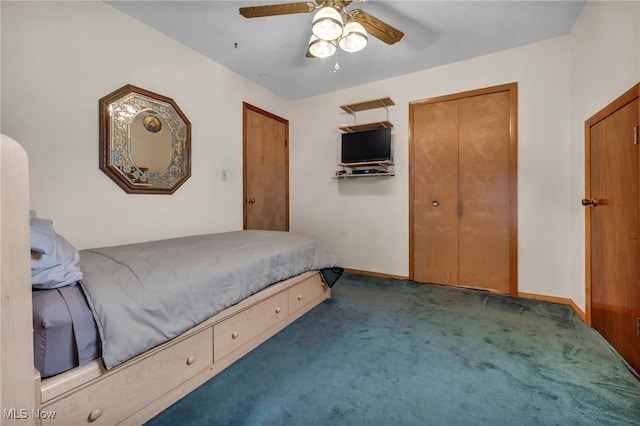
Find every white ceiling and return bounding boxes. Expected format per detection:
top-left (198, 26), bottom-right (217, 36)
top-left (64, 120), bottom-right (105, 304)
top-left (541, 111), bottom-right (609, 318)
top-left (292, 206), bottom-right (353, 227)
top-left (106, 0), bottom-right (586, 101)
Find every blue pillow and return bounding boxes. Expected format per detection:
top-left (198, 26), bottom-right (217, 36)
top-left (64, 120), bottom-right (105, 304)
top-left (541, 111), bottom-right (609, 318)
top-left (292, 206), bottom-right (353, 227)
top-left (31, 233), bottom-right (83, 289)
top-left (30, 210), bottom-right (55, 255)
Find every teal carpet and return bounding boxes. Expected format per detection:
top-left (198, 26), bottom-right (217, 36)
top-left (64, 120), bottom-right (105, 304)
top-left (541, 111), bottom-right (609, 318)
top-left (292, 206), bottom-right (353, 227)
top-left (147, 273), bottom-right (640, 426)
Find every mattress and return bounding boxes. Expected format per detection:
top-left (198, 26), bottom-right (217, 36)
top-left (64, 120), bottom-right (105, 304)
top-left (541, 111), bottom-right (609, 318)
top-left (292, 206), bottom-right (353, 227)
top-left (32, 285), bottom-right (100, 378)
top-left (80, 230), bottom-right (341, 369)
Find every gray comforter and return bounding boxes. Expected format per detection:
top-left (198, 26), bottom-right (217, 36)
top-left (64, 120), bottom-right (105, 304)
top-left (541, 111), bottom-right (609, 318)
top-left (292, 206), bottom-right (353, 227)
top-left (78, 230), bottom-right (340, 369)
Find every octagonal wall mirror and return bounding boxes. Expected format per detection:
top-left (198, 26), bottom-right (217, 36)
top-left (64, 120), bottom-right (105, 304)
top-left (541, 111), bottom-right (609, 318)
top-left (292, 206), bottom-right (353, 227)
top-left (99, 84), bottom-right (191, 194)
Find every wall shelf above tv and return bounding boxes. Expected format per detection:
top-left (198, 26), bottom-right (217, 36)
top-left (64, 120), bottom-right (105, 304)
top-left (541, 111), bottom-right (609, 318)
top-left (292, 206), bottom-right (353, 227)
top-left (339, 121), bottom-right (393, 133)
top-left (338, 96), bottom-right (394, 133)
top-left (339, 97), bottom-right (395, 114)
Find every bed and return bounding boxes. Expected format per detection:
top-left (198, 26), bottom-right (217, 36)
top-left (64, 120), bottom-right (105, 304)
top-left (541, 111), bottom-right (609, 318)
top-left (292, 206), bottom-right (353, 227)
top-left (0, 135), bottom-right (342, 425)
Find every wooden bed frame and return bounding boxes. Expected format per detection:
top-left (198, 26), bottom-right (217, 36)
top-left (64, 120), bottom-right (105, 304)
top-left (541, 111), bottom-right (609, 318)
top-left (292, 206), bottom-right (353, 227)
top-left (0, 137), bottom-right (331, 425)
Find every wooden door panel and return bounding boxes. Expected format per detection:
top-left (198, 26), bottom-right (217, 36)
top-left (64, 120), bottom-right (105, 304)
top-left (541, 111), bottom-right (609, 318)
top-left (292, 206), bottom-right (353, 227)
top-left (590, 97), bottom-right (639, 373)
top-left (245, 108), bottom-right (264, 229)
top-left (458, 92), bottom-right (511, 292)
top-left (244, 105), bottom-right (288, 231)
top-left (412, 100), bottom-right (460, 285)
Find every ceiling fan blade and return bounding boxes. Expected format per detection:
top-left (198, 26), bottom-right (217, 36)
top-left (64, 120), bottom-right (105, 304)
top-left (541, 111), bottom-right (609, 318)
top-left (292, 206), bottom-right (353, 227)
top-left (239, 2), bottom-right (316, 18)
top-left (351, 9), bottom-right (404, 45)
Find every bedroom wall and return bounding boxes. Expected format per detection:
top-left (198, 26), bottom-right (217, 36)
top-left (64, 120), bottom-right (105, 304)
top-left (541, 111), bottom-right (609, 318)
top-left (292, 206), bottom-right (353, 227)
top-left (568, 1), bottom-right (640, 310)
top-left (288, 36), bottom-right (572, 299)
top-left (0, 1), bottom-right (289, 249)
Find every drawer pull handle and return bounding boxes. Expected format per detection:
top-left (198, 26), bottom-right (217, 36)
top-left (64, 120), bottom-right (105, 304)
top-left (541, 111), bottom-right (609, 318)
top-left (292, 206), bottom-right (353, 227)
top-left (186, 355), bottom-right (196, 365)
top-left (232, 331), bottom-right (239, 339)
top-left (297, 295), bottom-right (303, 301)
top-left (275, 307), bottom-right (281, 313)
top-left (88, 408), bottom-right (103, 422)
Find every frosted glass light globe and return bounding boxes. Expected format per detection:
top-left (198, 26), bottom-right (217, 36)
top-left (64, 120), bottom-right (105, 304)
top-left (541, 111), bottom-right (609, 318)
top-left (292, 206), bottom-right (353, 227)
top-left (339, 21), bottom-right (367, 52)
top-left (309, 35), bottom-right (337, 58)
top-left (312, 6), bottom-right (343, 41)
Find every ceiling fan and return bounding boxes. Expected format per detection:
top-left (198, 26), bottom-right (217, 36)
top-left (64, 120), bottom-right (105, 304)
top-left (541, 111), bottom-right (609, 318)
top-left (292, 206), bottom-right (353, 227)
top-left (239, 0), bottom-right (404, 58)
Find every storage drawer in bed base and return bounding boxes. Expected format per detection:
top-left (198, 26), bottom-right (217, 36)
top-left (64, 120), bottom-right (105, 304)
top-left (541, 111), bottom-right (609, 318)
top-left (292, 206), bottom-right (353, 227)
top-left (42, 328), bottom-right (212, 425)
top-left (38, 271), bottom-right (330, 425)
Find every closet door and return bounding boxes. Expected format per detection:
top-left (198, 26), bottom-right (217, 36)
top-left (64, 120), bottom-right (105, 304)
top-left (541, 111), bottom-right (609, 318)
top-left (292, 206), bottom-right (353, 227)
top-left (410, 84), bottom-right (517, 294)
top-left (458, 92), bottom-right (511, 292)
top-left (412, 100), bottom-right (459, 285)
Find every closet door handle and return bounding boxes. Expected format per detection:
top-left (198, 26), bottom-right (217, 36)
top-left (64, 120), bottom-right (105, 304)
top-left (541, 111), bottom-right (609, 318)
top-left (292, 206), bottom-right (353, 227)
top-left (247, 198), bottom-right (256, 205)
top-left (581, 198), bottom-right (599, 207)
top-left (432, 200), bottom-right (439, 207)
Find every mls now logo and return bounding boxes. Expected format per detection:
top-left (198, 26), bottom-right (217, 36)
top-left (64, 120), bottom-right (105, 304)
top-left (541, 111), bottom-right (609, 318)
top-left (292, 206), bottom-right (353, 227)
top-left (4, 408), bottom-right (57, 420)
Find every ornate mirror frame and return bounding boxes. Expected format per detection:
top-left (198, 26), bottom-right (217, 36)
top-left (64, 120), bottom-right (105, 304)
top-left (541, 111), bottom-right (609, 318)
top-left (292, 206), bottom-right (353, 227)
top-left (99, 84), bottom-right (191, 194)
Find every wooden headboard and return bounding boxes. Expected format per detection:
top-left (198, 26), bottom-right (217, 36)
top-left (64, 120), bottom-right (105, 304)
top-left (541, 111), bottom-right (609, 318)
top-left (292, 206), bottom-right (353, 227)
top-left (0, 135), bottom-right (37, 425)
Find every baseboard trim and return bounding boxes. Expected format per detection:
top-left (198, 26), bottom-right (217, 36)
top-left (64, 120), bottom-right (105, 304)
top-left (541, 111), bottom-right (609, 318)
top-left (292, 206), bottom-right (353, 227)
top-left (343, 268), bottom-right (409, 281)
top-left (518, 292), bottom-right (586, 321)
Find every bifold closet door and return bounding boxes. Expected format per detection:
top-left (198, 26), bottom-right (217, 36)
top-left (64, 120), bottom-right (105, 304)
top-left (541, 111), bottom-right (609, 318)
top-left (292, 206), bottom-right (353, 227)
top-left (458, 91), bottom-right (510, 292)
top-left (412, 100), bottom-right (460, 286)
top-left (411, 88), bottom-right (513, 293)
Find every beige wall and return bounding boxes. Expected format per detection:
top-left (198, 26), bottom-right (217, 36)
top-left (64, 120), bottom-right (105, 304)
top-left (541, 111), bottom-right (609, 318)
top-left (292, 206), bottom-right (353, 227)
top-left (2, 1), bottom-right (638, 309)
top-left (0, 1), bottom-right (289, 249)
top-left (289, 36), bottom-right (573, 299)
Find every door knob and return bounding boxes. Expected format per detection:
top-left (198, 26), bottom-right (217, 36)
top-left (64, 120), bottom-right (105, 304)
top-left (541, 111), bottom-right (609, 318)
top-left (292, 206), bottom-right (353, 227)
top-left (432, 200), bottom-right (439, 207)
top-left (247, 198), bottom-right (256, 204)
top-left (581, 198), bottom-right (599, 207)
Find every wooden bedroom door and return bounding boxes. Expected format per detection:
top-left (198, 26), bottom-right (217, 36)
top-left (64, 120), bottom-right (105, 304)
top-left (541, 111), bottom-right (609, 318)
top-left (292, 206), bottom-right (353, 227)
top-left (585, 84), bottom-right (639, 373)
top-left (410, 83), bottom-right (517, 294)
top-left (243, 102), bottom-right (289, 231)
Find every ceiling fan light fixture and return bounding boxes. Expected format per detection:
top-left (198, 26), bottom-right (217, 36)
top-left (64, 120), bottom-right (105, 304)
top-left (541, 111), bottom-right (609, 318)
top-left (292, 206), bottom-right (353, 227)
top-left (338, 20), bottom-right (368, 53)
top-left (308, 35), bottom-right (336, 58)
top-left (312, 6), bottom-right (343, 41)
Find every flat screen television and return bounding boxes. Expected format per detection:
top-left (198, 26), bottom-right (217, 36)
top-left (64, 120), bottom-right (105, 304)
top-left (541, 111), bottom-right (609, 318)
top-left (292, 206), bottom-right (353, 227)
top-left (341, 128), bottom-right (392, 164)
